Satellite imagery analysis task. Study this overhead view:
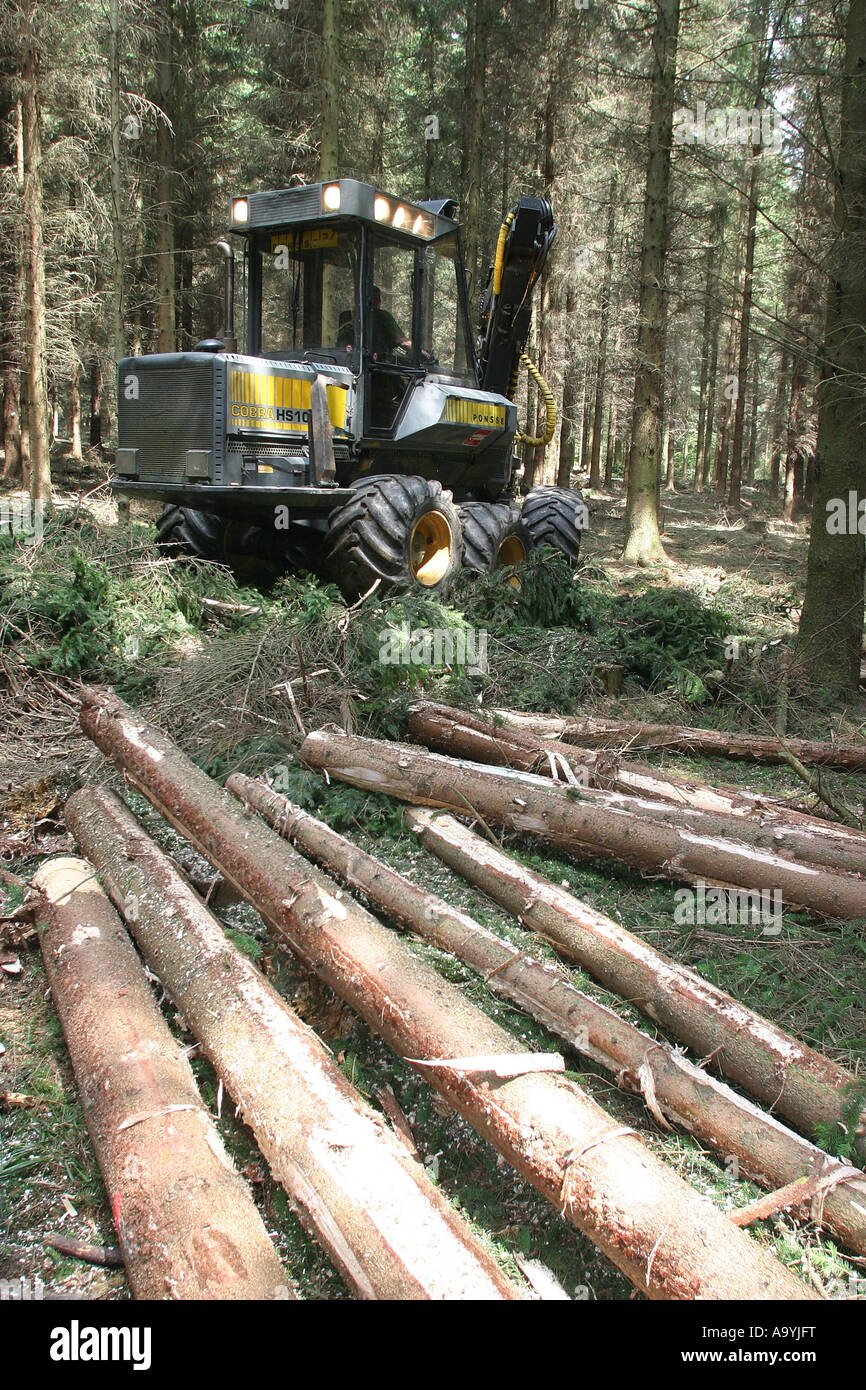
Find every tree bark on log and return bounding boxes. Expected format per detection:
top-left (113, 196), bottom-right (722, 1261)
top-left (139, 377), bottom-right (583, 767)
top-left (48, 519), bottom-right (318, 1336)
top-left (487, 709), bottom-right (866, 773)
top-left (64, 786), bottom-right (518, 1302)
top-left (32, 856), bottom-right (289, 1301)
top-left (229, 775), bottom-right (866, 1257)
top-left (300, 731), bottom-right (866, 922)
top-left (408, 704), bottom-right (866, 877)
top-left (77, 689), bottom-right (811, 1300)
top-left (410, 701), bottom-right (866, 840)
top-left (405, 810), bottom-right (866, 1161)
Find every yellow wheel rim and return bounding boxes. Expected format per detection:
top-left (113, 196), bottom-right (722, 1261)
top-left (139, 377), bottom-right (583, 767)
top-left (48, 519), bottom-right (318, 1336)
top-left (410, 510), bottom-right (453, 587)
top-left (497, 533), bottom-right (526, 588)
top-left (497, 535), bottom-right (526, 569)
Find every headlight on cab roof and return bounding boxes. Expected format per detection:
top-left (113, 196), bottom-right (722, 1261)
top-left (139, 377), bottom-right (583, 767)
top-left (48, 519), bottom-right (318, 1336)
top-left (322, 183), bottom-right (341, 211)
top-left (231, 197), bottom-right (249, 225)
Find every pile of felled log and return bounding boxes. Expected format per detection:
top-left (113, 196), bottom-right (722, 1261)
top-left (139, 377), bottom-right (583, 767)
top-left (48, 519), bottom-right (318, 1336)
top-left (38, 688), bottom-right (866, 1300)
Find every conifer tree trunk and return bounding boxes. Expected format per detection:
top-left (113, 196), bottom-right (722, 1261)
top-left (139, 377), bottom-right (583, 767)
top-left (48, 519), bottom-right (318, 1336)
top-left (557, 288), bottom-right (578, 486)
top-left (21, 7), bottom-right (51, 509)
top-left (319, 0), bottom-right (340, 178)
top-left (728, 158), bottom-right (759, 506)
top-left (797, 0), bottom-right (866, 693)
top-left (693, 234), bottom-right (717, 491)
top-left (109, 0), bottom-right (125, 370)
top-left (729, 1), bottom-right (770, 508)
top-left (589, 172), bottom-right (617, 489)
top-left (155, 1), bottom-right (175, 354)
top-left (0, 65), bottom-right (21, 483)
top-left (621, 0), bottom-right (680, 564)
top-left (69, 365), bottom-right (82, 460)
top-left (461, 0), bottom-right (487, 293)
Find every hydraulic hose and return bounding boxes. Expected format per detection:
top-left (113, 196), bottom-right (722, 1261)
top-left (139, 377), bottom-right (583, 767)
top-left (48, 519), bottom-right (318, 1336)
top-left (515, 351), bottom-right (557, 448)
top-left (492, 211), bottom-right (515, 296)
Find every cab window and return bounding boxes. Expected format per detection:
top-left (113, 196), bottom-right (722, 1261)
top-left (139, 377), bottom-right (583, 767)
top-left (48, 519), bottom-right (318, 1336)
top-left (420, 233), bottom-right (474, 382)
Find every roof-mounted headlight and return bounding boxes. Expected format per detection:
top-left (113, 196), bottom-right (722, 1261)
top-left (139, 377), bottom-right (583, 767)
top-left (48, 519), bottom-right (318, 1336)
top-left (322, 183), bottom-right (341, 211)
top-left (231, 198), bottom-right (249, 226)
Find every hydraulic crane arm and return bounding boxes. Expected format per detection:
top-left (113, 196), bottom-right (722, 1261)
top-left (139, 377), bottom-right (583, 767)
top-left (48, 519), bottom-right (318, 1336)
top-left (476, 196), bottom-right (556, 400)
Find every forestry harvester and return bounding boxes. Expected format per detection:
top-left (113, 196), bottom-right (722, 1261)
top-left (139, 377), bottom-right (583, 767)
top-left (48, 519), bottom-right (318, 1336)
top-left (112, 180), bottom-right (587, 596)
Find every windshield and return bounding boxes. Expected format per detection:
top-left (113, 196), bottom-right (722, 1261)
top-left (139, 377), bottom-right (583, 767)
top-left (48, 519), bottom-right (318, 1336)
top-left (259, 225), bottom-right (360, 364)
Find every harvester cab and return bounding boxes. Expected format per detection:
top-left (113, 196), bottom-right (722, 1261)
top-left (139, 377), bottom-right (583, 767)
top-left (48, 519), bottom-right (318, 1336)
top-left (113, 179), bottom-right (586, 597)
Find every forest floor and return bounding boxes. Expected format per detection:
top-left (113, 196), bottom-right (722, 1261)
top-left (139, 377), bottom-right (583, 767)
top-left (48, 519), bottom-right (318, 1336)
top-left (1, 475), bottom-right (865, 1301)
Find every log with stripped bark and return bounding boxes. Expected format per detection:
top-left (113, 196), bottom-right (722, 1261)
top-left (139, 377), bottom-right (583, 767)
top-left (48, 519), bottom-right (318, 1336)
top-left (32, 856), bottom-right (290, 1301)
top-left (77, 688), bottom-right (812, 1301)
top-left (405, 809), bottom-right (866, 1161)
top-left (410, 701), bottom-right (866, 843)
top-left (407, 704), bottom-right (866, 877)
top-left (64, 786), bottom-right (520, 1302)
top-left (228, 773), bottom-right (866, 1257)
top-left (487, 709), bottom-right (866, 773)
top-left (299, 731), bottom-right (866, 921)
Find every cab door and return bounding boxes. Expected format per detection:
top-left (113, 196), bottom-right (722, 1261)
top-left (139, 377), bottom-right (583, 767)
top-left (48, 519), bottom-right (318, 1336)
top-left (364, 236), bottom-right (423, 434)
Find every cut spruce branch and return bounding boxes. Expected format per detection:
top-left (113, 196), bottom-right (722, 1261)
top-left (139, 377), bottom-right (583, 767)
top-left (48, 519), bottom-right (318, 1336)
top-left (407, 704), bottom-right (866, 877)
top-left (44, 1236), bottom-right (124, 1268)
top-left (77, 689), bottom-right (811, 1300)
top-left (299, 731), bottom-right (866, 922)
top-left (229, 774), bottom-right (866, 1256)
top-left (406, 809), bottom-right (866, 1161)
top-left (410, 702), bottom-right (866, 842)
top-left (32, 856), bottom-right (290, 1301)
top-left (64, 785), bottom-right (518, 1302)
top-left (487, 709), bottom-right (866, 773)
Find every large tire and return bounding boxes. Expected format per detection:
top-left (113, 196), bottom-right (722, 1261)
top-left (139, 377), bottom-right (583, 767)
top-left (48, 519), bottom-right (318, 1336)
top-left (520, 486), bottom-right (587, 565)
top-left (155, 505), bottom-right (308, 588)
top-left (324, 476), bottom-right (462, 600)
top-left (459, 502), bottom-right (534, 575)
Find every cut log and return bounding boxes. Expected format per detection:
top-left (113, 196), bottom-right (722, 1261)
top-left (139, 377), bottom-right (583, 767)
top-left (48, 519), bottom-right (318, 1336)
top-left (410, 701), bottom-right (866, 842)
top-left (64, 785), bottom-right (519, 1302)
top-left (77, 688), bottom-right (812, 1300)
top-left (488, 709), bottom-right (866, 773)
top-left (32, 856), bottom-right (290, 1301)
top-left (299, 731), bottom-right (866, 921)
top-left (407, 704), bottom-right (866, 877)
top-left (406, 809), bottom-right (866, 1161)
top-left (229, 774), bottom-right (866, 1257)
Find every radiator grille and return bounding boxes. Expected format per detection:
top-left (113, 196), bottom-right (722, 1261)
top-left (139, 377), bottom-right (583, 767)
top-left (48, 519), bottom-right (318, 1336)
top-left (247, 187), bottom-right (321, 228)
top-left (118, 359), bottom-right (216, 482)
top-left (237, 440), bottom-right (351, 461)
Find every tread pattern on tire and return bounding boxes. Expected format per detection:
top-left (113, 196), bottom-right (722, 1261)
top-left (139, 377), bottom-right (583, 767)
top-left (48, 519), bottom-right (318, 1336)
top-left (459, 502), bottom-right (533, 573)
top-left (155, 505), bottom-right (307, 587)
top-left (324, 475), bottom-right (461, 598)
top-left (520, 486), bottom-right (586, 565)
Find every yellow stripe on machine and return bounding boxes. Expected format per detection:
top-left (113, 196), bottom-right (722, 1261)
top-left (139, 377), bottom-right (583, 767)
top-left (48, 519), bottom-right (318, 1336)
top-left (229, 369), bottom-right (348, 431)
top-left (444, 397), bottom-right (506, 429)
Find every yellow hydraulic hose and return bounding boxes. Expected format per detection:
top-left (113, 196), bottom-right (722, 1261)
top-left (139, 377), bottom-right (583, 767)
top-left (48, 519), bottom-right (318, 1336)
top-left (492, 211), bottom-right (514, 296)
top-left (515, 351), bottom-right (557, 448)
